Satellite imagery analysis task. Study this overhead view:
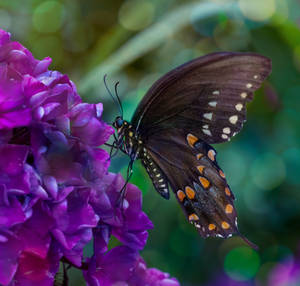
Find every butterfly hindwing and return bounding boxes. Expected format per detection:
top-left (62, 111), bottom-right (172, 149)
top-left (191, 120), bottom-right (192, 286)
top-left (131, 52), bottom-right (271, 144)
top-left (145, 130), bottom-right (238, 238)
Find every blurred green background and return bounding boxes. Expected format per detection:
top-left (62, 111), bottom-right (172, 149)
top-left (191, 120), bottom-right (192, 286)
top-left (1, 0), bottom-right (300, 285)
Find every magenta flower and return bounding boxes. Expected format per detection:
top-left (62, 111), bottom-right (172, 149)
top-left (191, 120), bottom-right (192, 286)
top-left (0, 28), bottom-right (179, 286)
top-left (84, 247), bottom-right (179, 286)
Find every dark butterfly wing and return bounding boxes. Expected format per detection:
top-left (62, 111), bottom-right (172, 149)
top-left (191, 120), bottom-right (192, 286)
top-left (131, 52), bottom-right (271, 144)
top-left (143, 129), bottom-right (242, 240)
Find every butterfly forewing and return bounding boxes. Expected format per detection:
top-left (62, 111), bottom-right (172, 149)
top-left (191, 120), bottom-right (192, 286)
top-left (131, 52), bottom-right (271, 144)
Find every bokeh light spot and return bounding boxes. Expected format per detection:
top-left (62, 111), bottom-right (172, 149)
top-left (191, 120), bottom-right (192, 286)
top-left (251, 153), bottom-right (286, 190)
top-left (238, 0), bottom-right (276, 22)
top-left (224, 247), bottom-right (260, 281)
top-left (33, 1), bottom-right (64, 33)
top-left (119, 0), bottom-right (155, 31)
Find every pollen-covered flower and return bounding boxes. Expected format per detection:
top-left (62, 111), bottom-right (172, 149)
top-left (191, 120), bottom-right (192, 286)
top-left (0, 28), bottom-right (179, 286)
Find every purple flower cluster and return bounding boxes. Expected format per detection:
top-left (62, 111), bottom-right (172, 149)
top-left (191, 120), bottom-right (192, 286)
top-left (0, 29), bottom-right (179, 286)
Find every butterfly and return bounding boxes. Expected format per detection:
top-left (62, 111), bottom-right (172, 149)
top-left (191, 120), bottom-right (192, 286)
top-left (109, 52), bottom-right (272, 248)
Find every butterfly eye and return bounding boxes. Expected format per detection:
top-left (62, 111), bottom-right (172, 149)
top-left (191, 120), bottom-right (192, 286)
top-left (114, 117), bottom-right (124, 128)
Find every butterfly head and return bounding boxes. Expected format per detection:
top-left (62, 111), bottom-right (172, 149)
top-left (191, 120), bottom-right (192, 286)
top-left (113, 116), bottom-right (129, 140)
top-left (113, 116), bottom-right (124, 129)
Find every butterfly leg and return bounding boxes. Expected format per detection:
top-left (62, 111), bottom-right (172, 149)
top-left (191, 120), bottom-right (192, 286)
top-left (116, 159), bottom-right (134, 209)
top-left (62, 262), bottom-right (70, 286)
top-left (108, 134), bottom-right (123, 159)
top-left (109, 142), bottom-right (119, 159)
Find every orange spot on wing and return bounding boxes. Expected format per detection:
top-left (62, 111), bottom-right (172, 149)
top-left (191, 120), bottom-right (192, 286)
top-left (187, 134), bottom-right (198, 147)
top-left (199, 176), bottom-right (210, 189)
top-left (196, 153), bottom-right (203, 160)
top-left (208, 223), bottom-right (216, 231)
top-left (208, 149), bottom-right (216, 161)
top-left (189, 213), bottom-right (199, 221)
top-left (177, 190), bottom-right (186, 202)
top-left (225, 204), bottom-right (233, 214)
top-left (225, 187), bottom-right (231, 196)
top-left (185, 186), bottom-right (196, 199)
top-left (219, 170), bottom-right (225, 178)
top-left (197, 165), bottom-right (205, 174)
top-left (221, 221), bottom-right (230, 229)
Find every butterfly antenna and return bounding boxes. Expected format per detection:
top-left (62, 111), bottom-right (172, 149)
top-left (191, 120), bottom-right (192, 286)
top-left (114, 81), bottom-right (123, 118)
top-left (104, 75), bottom-right (122, 116)
top-left (237, 231), bottom-right (259, 251)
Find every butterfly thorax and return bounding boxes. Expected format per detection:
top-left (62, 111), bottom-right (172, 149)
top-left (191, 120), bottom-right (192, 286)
top-left (114, 119), bottom-right (143, 160)
top-left (113, 117), bottom-right (169, 198)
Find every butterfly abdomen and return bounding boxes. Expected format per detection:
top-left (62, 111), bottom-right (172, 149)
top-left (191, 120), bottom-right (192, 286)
top-left (117, 122), bottom-right (170, 199)
top-left (141, 148), bottom-right (170, 199)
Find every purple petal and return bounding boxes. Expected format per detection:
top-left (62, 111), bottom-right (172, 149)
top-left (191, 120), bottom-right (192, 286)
top-left (84, 246), bottom-right (139, 286)
top-left (13, 251), bottom-right (58, 286)
top-left (0, 29), bottom-right (10, 45)
top-left (0, 186), bottom-right (26, 228)
top-left (0, 235), bottom-right (22, 285)
top-left (0, 144), bottom-right (28, 174)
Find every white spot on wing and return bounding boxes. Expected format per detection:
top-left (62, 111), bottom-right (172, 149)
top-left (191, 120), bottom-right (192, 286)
top-left (202, 129), bottom-right (212, 136)
top-left (203, 113), bottom-right (213, 120)
top-left (223, 127), bottom-right (230, 134)
top-left (235, 103), bottom-right (243, 111)
top-left (246, 83), bottom-right (253, 89)
top-left (241, 92), bottom-right (247, 98)
top-left (208, 101), bottom-right (217, 107)
top-left (203, 124), bottom-right (209, 129)
top-left (229, 115), bottom-right (238, 124)
top-left (213, 90), bottom-right (220, 95)
top-left (222, 134), bottom-right (228, 139)
top-left (254, 75), bottom-right (259, 79)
